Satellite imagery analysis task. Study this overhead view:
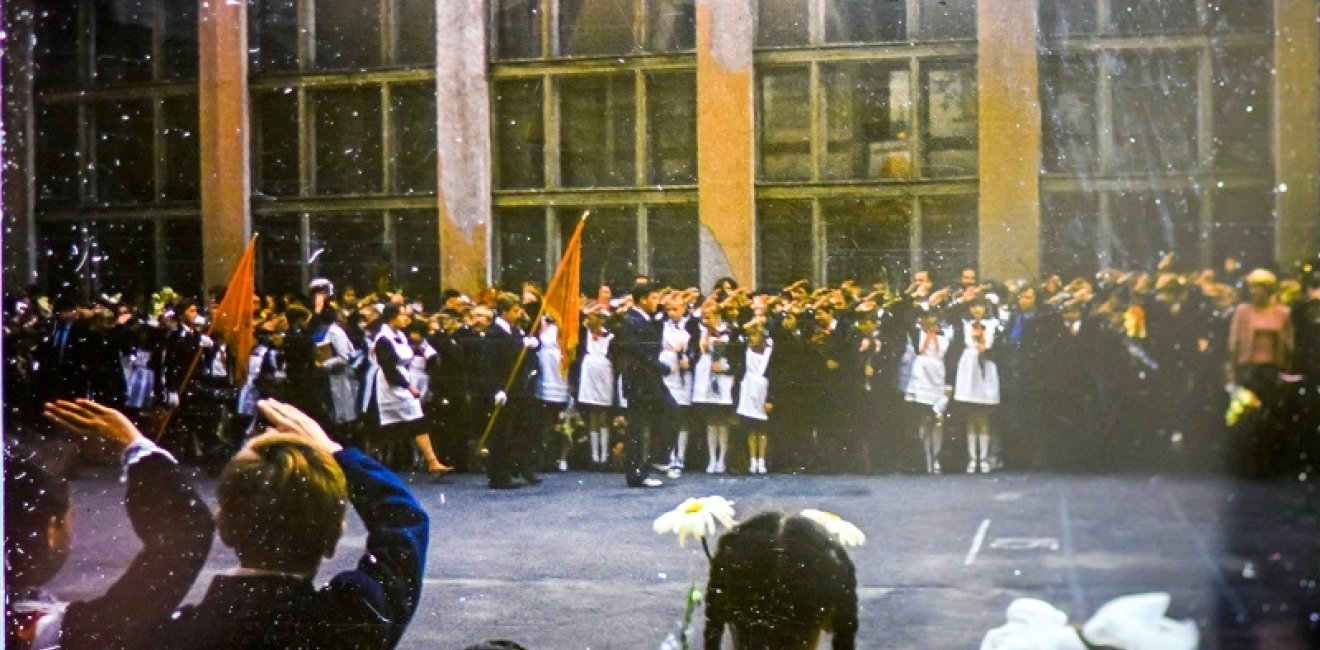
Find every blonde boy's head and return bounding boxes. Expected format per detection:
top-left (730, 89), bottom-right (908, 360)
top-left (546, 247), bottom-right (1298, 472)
top-left (217, 433), bottom-right (348, 574)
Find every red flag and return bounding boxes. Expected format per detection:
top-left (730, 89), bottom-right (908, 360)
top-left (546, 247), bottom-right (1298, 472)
top-left (542, 213), bottom-right (587, 377)
top-left (209, 236), bottom-right (258, 385)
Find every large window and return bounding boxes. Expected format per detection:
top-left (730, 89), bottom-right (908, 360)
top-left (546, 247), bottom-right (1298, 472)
top-left (252, 210), bottom-right (441, 304)
top-left (758, 196), bottom-right (978, 288)
top-left (1037, 0), bottom-right (1275, 272)
top-left (247, 0), bottom-right (439, 294)
top-left (32, 0), bottom-right (203, 297)
top-left (755, 0), bottom-right (977, 287)
top-left (490, 0), bottom-right (698, 288)
top-left (492, 0), bottom-right (695, 60)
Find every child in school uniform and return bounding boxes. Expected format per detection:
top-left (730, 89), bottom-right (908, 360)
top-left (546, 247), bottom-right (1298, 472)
top-left (659, 297), bottom-right (695, 478)
top-left (736, 322), bottom-right (773, 474)
top-left (691, 304), bottom-right (740, 474)
top-left (948, 297), bottom-right (1002, 473)
top-left (576, 306), bottom-right (615, 468)
top-left (904, 310), bottom-right (953, 474)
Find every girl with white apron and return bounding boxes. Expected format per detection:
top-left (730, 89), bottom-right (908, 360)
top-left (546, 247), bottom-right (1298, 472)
top-left (691, 309), bottom-right (736, 474)
top-left (736, 324), bottom-right (773, 474)
top-left (659, 301), bottom-right (694, 477)
top-left (952, 299), bottom-right (1001, 474)
top-left (903, 312), bottom-right (952, 473)
top-left (368, 306), bottom-right (450, 475)
top-left (577, 312), bottom-right (615, 467)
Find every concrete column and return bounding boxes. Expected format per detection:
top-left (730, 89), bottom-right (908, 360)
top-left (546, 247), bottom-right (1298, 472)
top-left (976, 0), bottom-right (1042, 280)
top-left (3, 0), bottom-right (37, 290)
top-left (1273, 0), bottom-right (1319, 266)
top-left (696, 0), bottom-right (755, 289)
top-left (435, 0), bottom-right (491, 295)
top-left (198, 0), bottom-right (251, 287)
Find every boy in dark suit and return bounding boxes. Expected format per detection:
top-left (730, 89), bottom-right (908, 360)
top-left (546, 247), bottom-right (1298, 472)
top-left (151, 399), bottom-right (429, 650)
top-left (7, 399), bottom-right (214, 650)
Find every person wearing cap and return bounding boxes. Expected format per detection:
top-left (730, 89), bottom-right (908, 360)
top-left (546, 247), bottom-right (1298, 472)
top-left (1227, 269), bottom-right (1294, 476)
top-left (1228, 269), bottom-right (1293, 393)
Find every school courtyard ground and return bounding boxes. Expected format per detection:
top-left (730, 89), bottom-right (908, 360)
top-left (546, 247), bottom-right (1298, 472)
top-left (52, 467), bottom-right (1319, 649)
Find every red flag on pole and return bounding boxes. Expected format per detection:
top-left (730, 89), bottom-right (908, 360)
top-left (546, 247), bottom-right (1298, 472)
top-left (542, 212), bottom-right (587, 377)
top-left (209, 235), bottom-right (258, 385)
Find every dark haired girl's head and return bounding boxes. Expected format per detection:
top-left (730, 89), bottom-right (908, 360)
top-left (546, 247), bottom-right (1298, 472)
top-left (704, 511), bottom-right (858, 650)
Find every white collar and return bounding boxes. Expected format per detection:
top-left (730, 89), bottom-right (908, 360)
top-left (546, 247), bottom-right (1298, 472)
top-left (494, 317), bottom-right (512, 334)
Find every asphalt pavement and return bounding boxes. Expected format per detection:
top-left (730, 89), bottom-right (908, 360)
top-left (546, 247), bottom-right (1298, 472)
top-left (47, 468), bottom-right (1320, 649)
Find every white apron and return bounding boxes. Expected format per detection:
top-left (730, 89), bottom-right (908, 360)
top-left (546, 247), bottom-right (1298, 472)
top-left (372, 325), bottom-right (425, 425)
top-left (736, 344), bottom-right (772, 420)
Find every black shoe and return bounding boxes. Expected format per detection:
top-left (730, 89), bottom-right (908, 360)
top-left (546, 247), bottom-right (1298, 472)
top-left (488, 479), bottom-right (522, 490)
top-left (521, 473), bottom-right (543, 486)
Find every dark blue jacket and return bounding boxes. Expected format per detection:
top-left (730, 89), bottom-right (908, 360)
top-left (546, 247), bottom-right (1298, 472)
top-left (150, 448), bottom-right (429, 650)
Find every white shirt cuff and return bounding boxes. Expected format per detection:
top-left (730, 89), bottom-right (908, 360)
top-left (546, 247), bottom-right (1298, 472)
top-left (120, 438), bottom-right (178, 482)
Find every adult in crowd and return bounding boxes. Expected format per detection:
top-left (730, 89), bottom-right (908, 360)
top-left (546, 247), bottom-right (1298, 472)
top-left (613, 283), bottom-right (675, 488)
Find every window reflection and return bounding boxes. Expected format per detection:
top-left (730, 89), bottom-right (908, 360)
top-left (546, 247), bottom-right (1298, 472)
top-left (823, 0), bottom-right (907, 44)
top-left (647, 0), bottom-right (696, 52)
top-left (560, 74), bottom-right (636, 188)
top-left (918, 0), bottom-right (976, 40)
top-left (249, 0), bottom-right (299, 74)
top-left (757, 67), bottom-right (812, 181)
top-left (647, 205), bottom-right (699, 288)
top-left (94, 0), bottom-right (154, 85)
top-left (559, 0), bottom-right (635, 56)
top-left (921, 63), bottom-right (977, 178)
top-left (1109, 51), bottom-right (1198, 173)
top-left (493, 0), bottom-right (542, 60)
top-left (35, 104), bottom-right (80, 203)
top-left (757, 200), bottom-right (814, 288)
top-left (920, 195), bottom-right (978, 283)
top-left (1040, 54), bottom-right (1100, 174)
top-left (391, 85), bottom-right (439, 195)
top-left (496, 207), bottom-right (549, 287)
top-left (646, 72), bottom-right (697, 185)
top-left (94, 100), bottom-right (154, 204)
top-left (312, 88), bottom-right (383, 195)
top-left (494, 79), bottom-right (546, 189)
top-left (314, 0), bottom-right (382, 70)
top-left (821, 62), bottom-right (913, 181)
top-left (757, 0), bottom-right (809, 47)
top-left (560, 206), bottom-right (638, 291)
top-left (161, 97), bottom-right (201, 201)
top-left (822, 198), bottom-right (912, 286)
top-left (161, 0), bottom-right (198, 80)
top-left (1108, 189), bottom-right (1200, 270)
top-left (253, 90), bottom-right (301, 197)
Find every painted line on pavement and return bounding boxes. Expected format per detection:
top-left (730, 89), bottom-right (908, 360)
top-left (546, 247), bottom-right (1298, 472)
top-left (964, 518), bottom-right (991, 565)
top-left (1161, 484), bottom-right (1249, 621)
top-left (1058, 491), bottom-right (1088, 617)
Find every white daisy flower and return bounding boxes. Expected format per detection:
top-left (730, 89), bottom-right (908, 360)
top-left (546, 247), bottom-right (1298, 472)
top-left (653, 496), bottom-right (737, 548)
top-left (800, 509), bottom-right (867, 547)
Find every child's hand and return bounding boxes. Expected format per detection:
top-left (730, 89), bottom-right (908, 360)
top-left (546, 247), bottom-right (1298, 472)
top-left (257, 399), bottom-right (343, 454)
top-left (44, 399), bottom-right (144, 450)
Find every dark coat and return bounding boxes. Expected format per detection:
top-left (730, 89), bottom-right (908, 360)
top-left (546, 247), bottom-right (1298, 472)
top-left (6, 452), bottom-right (214, 650)
top-left (614, 307), bottom-right (674, 408)
top-left (151, 449), bottom-right (428, 650)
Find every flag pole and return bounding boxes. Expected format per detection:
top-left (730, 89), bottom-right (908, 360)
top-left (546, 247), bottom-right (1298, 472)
top-left (153, 235), bottom-right (258, 440)
top-left (477, 211), bottom-right (588, 457)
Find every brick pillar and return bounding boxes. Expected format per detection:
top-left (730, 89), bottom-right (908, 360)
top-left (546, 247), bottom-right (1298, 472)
top-left (696, 0), bottom-right (755, 289)
top-left (434, 0), bottom-right (491, 294)
top-left (977, 0), bottom-right (1042, 280)
top-left (198, 0), bottom-right (251, 287)
top-left (1273, 0), bottom-right (1320, 266)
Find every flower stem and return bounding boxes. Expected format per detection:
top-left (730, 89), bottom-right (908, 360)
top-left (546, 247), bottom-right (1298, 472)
top-left (701, 536), bottom-right (712, 562)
